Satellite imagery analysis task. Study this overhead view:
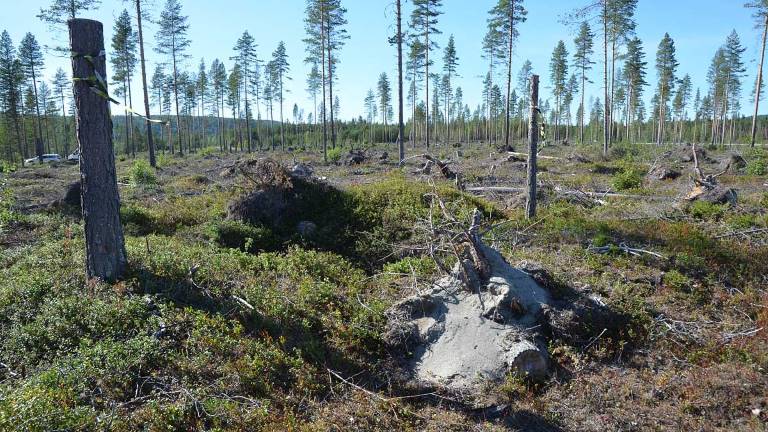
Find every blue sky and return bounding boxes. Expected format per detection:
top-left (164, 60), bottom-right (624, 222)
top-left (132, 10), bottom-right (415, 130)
top-left (1, 0), bottom-right (764, 121)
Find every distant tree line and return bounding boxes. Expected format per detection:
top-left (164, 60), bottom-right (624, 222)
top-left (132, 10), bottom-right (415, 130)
top-left (1, 0), bottom-right (768, 167)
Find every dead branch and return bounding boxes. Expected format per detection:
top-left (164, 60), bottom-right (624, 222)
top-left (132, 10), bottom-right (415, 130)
top-left (507, 151), bottom-right (563, 161)
top-left (327, 368), bottom-right (446, 403)
top-left (466, 186), bottom-right (670, 201)
top-left (0, 362), bottom-right (18, 378)
top-left (716, 228), bottom-right (768, 240)
top-left (587, 243), bottom-right (666, 259)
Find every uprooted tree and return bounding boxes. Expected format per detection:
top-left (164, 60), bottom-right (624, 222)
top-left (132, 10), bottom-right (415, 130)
top-left (383, 193), bottom-right (624, 394)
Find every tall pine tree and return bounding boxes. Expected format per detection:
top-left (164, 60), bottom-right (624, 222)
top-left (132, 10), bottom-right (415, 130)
top-left (155, 0), bottom-right (191, 155)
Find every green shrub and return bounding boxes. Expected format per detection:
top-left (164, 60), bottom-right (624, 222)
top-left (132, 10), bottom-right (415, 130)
top-left (686, 200), bottom-right (726, 220)
top-left (0, 161), bottom-right (16, 173)
top-left (612, 166), bottom-right (644, 191)
top-left (212, 220), bottom-right (279, 252)
top-left (663, 269), bottom-right (691, 292)
top-left (200, 146), bottom-right (218, 157)
top-left (727, 213), bottom-right (764, 230)
top-left (327, 147), bottom-right (343, 164)
top-left (128, 159), bottom-right (157, 186)
top-left (746, 158), bottom-right (766, 176)
top-left (0, 177), bottom-right (24, 229)
top-left (382, 256), bottom-right (438, 276)
top-left (120, 204), bottom-right (156, 235)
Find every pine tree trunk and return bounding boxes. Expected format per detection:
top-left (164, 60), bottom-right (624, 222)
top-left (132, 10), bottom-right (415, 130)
top-left (326, 12), bottom-right (337, 150)
top-left (244, 68), bottom-right (252, 153)
top-left (504, 4), bottom-right (514, 148)
top-left (320, 3), bottom-right (329, 162)
top-left (602, 2), bottom-right (609, 155)
top-left (752, 15), bottom-right (768, 147)
top-left (171, 33), bottom-right (181, 155)
top-left (399, 13), bottom-right (409, 157)
top-left (127, 71), bottom-right (135, 157)
top-left (526, 75), bottom-right (539, 220)
top-left (69, 18), bottom-right (127, 282)
top-left (279, 76), bottom-right (285, 151)
top-left (30, 68), bottom-right (44, 161)
top-left (425, 16), bottom-right (431, 149)
top-left (657, 82), bottom-right (665, 145)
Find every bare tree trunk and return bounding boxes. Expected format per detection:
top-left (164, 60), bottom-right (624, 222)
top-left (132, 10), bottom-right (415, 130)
top-left (279, 76), bottom-right (285, 151)
top-left (69, 19), bottom-right (127, 282)
top-left (320, 2), bottom-right (329, 162)
top-left (171, 34), bottom-right (181, 155)
top-left (326, 13), bottom-right (337, 150)
top-left (244, 73), bottom-right (252, 153)
top-left (657, 82), bottom-right (665, 145)
top-left (397, 0), bottom-right (405, 163)
top-left (504, 3), bottom-right (515, 148)
top-left (752, 15), bottom-right (768, 147)
top-left (425, 17), bottom-right (431, 149)
top-left (526, 75), bottom-right (539, 220)
top-left (602, 2), bottom-right (609, 155)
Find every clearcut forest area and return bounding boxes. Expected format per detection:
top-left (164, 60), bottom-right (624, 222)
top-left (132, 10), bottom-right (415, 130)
top-left (1, 0), bottom-right (768, 431)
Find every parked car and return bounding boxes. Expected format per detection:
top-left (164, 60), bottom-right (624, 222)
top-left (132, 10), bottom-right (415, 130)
top-left (24, 154), bottom-right (62, 165)
top-left (67, 149), bottom-right (80, 163)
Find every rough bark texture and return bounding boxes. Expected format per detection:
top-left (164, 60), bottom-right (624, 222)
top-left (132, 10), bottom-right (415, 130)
top-left (396, 0), bottom-right (405, 163)
top-left (526, 75), bottom-right (539, 220)
top-left (69, 19), bottom-right (127, 282)
top-left (752, 15), bottom-right (768, 147)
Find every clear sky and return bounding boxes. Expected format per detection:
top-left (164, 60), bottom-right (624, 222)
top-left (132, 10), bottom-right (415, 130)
top-left (0, 0), bottom-right (764, 121)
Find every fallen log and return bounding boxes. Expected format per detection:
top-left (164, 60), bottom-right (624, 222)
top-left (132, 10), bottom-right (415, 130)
top-left (507, 151), bottom-right (564, 161)
top-left (465, 186), bottom-right (671, 201)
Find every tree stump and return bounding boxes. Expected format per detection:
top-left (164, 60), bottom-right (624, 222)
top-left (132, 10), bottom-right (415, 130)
top-left (69, 19), bottom-right (127, 282)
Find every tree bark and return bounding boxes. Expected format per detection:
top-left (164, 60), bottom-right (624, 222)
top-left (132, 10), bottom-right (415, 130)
top-left (320, 2), bottom-right (329, 162)
top-left (752, 14), bottom-right (768, 147)
top-left (69, 19), bottom-right (127, 282)
top-left (504, 3), bottom-right (514, 148)
top-left (326, 11), bottom-right (337, 149)
top-left (602, 1), bottom-right (609, 155)
top-left (526, 75), bottom-right (539, 220)
top-left (397, 0), bottom-right (405, 163)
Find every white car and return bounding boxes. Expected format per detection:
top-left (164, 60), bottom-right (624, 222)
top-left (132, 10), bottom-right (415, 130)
top-left (67, 149), bottom-right (80, 162)
top-left (24, 154), bottom-right (62, 165)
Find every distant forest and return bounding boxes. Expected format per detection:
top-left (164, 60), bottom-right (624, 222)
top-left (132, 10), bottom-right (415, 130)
top-left (2, 0), bottom-right (768, 166)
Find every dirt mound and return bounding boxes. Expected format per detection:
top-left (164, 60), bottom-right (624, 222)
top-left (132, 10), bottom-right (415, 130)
top-left (718, 153), bottom-right (747, 173)
top-left (226, 159), bottom-right (327, 230)
top-left (61, 181), bottom-right (81, 207)
top-left (647, 166), bottom-right (681, 181)
top-left (343, 150), bottom-right (367, 166)
top-left (672, 144), bottom-right (715, 164)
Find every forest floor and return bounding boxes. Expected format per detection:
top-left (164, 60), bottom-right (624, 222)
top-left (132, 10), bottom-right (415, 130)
top-left (0, 140), bottom-right (767, 431)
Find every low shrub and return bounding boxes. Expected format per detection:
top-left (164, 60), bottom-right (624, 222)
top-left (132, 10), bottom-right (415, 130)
top-left (327, 147), bottom-right (343, 164)
top-left (612, 166), bottom-right (644, 191)
top-left (686, 200), bottom-right (726, 221)
top-left (212, 220), bottom-right (279, 252)
top-left (128, 159), bottom-right (157, 186)
top-left (746, 158), bottom-right (766, 176)
top-left (199, 146), bottom-right (218, 157)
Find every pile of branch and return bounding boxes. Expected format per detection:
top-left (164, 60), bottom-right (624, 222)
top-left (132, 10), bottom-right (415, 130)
top-left (412, 185), bottom-right (491, 292)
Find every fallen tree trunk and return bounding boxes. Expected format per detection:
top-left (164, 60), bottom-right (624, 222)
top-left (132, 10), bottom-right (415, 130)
top-left (507, 151), bottom-right (563, 161)
top-left (465, 186), bottom-right (671, 201)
